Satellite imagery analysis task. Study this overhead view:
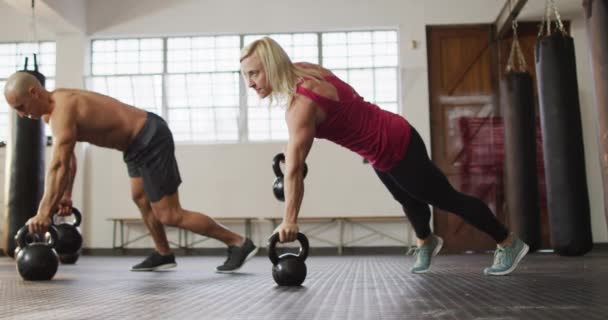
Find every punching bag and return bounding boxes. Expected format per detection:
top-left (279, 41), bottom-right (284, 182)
top-left (535, 29), bottom-right (593, 256)
top-left (501, 72), bottom-right (541, 252)
top-left (583, 0), bottom-right (608, 233)
top-left (2, 55), bottom-right (46, 258)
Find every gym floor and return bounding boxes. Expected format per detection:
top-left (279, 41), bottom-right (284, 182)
top-left (1, 251), bottom-right (607, 320)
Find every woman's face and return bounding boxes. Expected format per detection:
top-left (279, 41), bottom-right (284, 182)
top-left (241, 53), bottom-right (271, 98)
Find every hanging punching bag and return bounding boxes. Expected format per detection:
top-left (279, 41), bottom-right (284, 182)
top-left (501, 72), bottom-right (541, 252)
top-left (2, 55), bottom-right (46, 258)
top-left (535, 27), bottom-right (593, 256)
top-left (583, 0), bottom-right (608, 234)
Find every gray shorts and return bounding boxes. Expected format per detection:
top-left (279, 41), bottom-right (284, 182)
top-left (124, 112), bottom-right (182, 202)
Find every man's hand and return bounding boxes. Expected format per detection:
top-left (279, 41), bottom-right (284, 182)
top-left (57, 197), bottom-right (73, 216)
top-left (273, 221), bottom-right (299, 243)
top-left (27, 214), bottom-right (51, 234)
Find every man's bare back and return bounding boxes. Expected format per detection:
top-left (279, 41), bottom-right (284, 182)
top-left (45, 89), bottom-right (147, 151)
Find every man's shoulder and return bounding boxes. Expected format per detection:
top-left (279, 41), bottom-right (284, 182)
top-left (51, 89), bottom-right (79, 105)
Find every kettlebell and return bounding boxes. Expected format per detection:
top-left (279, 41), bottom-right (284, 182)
top-left (53, 207), bottom-right (83, 264)
top-left (272, 153), bottom-right (308, 202)
top-left (15, 225), bottom-right (60, 281)
top-left (13, 228), bottom-right (47, 258)
top-left (268, 232), bottom-right (310, 286)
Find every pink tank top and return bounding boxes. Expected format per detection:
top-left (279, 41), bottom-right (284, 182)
top-left (296, 75), bottom-right (411, 172)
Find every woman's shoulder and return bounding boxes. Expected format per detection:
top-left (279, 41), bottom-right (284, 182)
top-left (295, 62), bottom-right (333, 77)
top-left (296, 74), bottom-right (339, 102)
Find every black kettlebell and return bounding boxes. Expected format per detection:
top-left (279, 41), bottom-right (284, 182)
top-left (15, 225), bottom-right (59, 281)
top-left (53, 207), bottom-right (83, 264)
top-left (272, 153), bottom-right (308, 202)
top-left (13, 228), bottom-right (48, 258)
top-left (268, 232), bottom-right (310, 286)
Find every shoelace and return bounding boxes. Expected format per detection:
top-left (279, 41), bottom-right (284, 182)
top-left (412, 244), bottom-right (432, 257)
top-left (146, 252), bottom-right (161, 262)
top-left (223, 247), bottom-right (237, 265)
top-left (492, 247), bottom-right (506, 266)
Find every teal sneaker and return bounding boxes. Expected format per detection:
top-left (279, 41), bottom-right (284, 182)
top-left (484, 235), bottom-right (529, 276)
top-left (410, 235), bottom-right (443, 274)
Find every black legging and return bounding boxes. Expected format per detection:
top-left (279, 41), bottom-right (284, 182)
top-left (375, 128), bottom-right (509, 243)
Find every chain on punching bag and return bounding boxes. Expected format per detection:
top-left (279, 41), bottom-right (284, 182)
top-left (2, 55), bottom-right (46, 258)
top-left (535, 0), bottom-right (593, 256)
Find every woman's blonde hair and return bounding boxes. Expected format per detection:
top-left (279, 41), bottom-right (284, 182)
top-left (240, 36), bottom-right (324, 106)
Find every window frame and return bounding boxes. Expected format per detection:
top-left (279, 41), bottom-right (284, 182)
top-left (0, 41), bottom-right (57, 144)
top-left (87, 30), bottom-right (400, 144)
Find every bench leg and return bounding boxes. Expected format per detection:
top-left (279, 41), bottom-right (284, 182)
top-left (112, 220), bottom-right (117, 249)
top-left (245, 219), bottom-right (252, 239)
top-left (120, 221), bottom-right (125, 254)
top-left (338, 219), bottom-right (344, 255)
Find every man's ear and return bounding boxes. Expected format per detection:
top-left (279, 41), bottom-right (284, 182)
top-left (29, 86), bottom-right (40, 98)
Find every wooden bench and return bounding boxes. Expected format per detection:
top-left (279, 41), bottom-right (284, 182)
top-left (108, 215), bottom-right (414, 254)
top-left (181, 217), bottom-right (255, 248)
top-left (107, 217), bottom-right (255, 250)
top-left (264, 215), bottom-right (414, 255)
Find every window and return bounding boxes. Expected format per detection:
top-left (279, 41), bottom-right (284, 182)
top-left (166, 36), bottom-right (241, 141)
top-left (88, 38), bottom-right (164, 115)
top-left (0, 42), bottom-right (56, 143)
top-left (165, 73), bottom-right (240, 142)
top-left (91, 38), bottom-right (163, 75)
top-left (86, 30), bottom-right (399, 143)
top-left (85, 75), bottom-right (162, 115)
top-left (167, 36), bottom-right (240, 73)
top-left (322, 31), bottom-right (399, 113)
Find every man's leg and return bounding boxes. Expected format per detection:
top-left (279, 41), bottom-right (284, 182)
top-left (150, 192), bottom-right (243, 245)
top-left (150, 192), bottom-right (258, 273)
top-left (140, 114), bottom-right (256, 272)
top-left (130, 177), bottom-right (177, 271)
top-left (131, 177), bottom-right (172, 254)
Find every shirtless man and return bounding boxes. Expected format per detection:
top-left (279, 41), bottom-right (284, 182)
top-left (3, 71), bottom-right (258, 273)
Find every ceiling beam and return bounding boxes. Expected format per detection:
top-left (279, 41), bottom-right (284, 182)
top-left (495, 0), bottom-right (528, 39)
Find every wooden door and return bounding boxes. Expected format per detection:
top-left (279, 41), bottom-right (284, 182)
top-left (427, 25), bottom-right (500, 252)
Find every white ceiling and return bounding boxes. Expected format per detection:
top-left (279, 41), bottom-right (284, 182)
top-left (508, 0), bottom-right (583, 20)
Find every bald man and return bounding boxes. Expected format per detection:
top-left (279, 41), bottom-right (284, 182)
top-left (3, 71), bottom-right (258, 273)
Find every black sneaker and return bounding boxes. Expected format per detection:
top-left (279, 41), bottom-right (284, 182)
top-left (131, 251), bottom-right (177, 271)
top-left (216, 238), bottom-right (258, 273)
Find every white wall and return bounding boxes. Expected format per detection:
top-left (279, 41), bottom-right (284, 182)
top-left (0, 1), bottom-right (56, 42)
top-left (1, 0), bottom-right (606, 249)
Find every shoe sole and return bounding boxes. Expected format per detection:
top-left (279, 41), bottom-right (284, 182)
top-left (485, 243), bottom-right (530, 276)
top-left (215, 247), bottom-right (259, 274)
top-left (131, 262), bottom-right (177, 272)
top-left (411, 236), bottom-right (443, 274)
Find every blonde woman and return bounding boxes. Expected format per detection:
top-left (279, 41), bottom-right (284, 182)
top-left (240, 37), bottom-right (529, 276)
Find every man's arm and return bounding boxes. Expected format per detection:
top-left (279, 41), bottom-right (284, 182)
top-left (278, 96), bottom-right (316, 242)
top-left (36, 105), bottom-right (77, 220)
top-left (63, 152), bottom-right (77, 199)
top-left (57, 152), bottom-right (77, 216)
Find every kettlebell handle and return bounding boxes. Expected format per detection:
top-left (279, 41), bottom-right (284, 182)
top-left (70, 207), bottom-right (82, 227)
top-left (272, 153), bottom-right (285, 178)
top-left (16, 225), bottom-right (59, 248)
top-left (272, 152), bottom-right (308, 179)
top-left (268, 232), bottom-right (310, 265)
top-left (53, 207), bottom-right (82, 227)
